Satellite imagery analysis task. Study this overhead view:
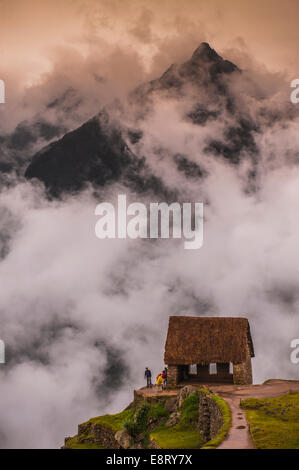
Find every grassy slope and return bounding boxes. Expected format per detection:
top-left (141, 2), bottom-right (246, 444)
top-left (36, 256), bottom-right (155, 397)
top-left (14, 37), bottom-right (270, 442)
top-left (150, 393), bottom-right (202, 449)
top-left (85, 409), bottom-right (134, 432)
top-left (241, 392), bottom-right (299, 449)
top-left (65, 391), bottom-right (230, 449)
top-left (64, 409), bottom-right (134, 449)
top-left (64, 436), bottom-right (105, 449)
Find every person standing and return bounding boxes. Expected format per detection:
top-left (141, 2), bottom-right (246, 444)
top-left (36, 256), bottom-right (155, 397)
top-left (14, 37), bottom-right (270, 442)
top-left (162, 368), bottom-right (167, 389)
top-left (144, 367), bottom-right (152, 388)
top-left (156, 373), bottom-right (163, 391)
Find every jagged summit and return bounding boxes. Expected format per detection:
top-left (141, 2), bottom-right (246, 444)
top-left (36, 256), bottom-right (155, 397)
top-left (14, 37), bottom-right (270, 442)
top-left (132, 42), bottom-right (239, 99)
top-left (183, 42), bottom-right (239, 77)
top-left (190, 42), bottom-right (221, 62)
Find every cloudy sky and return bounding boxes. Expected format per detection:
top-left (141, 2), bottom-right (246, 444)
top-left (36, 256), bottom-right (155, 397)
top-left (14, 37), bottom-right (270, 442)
top-left (0, 0), bottom-right (298, 88)
top-left (0, 0), bottom-right (298, 449)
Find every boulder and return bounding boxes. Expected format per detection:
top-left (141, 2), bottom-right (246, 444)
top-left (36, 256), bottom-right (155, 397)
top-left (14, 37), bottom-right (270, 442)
top-left (176, 385), bottom-right (198, 409)
top-left (165, 397), bottom-right (177, 413)
top-left (131, 442), bottom-right (144, 449)
top-left (114, 429), bottom-right (133, 449)
top-left (165, 411), bottom-right (182, 427)
top-left (148, 437), bottom-right (160, 449)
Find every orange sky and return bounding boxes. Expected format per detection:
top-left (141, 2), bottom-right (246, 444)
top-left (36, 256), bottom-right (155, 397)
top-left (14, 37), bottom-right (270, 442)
top-left (0, 0), bottom-right (298, 89)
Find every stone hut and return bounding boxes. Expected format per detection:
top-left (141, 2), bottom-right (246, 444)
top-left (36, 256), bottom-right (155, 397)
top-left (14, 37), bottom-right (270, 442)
top-left (164, 316), bottom-right (254, 386)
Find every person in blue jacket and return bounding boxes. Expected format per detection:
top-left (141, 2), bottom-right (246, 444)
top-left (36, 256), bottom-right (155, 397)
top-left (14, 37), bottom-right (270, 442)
top-left (144, 367), bottom-right (152, 387)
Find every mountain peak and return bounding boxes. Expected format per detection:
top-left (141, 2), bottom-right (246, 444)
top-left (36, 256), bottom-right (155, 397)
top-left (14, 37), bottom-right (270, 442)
top-left (191, 42), bottom-right (220, 62)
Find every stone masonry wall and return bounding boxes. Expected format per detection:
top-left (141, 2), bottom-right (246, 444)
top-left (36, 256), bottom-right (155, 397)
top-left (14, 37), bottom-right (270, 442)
top-left (233, 358), bottom-right (252, 385)
top-left (198, 391), bottom-right (223, 443)
top-left (167, 365), bottom-right (180, 385)
top-left (233, 342), bottom-right (253, 385)
top-left (77, 421), bottom-right (120, 449)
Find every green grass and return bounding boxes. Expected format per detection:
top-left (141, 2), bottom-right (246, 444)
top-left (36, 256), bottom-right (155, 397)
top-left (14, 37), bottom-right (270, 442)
top-left (84, 408), bottom-right (135, 432)
top-left (124, 403), bottom-right (150, 438)
top-left (241, 392), bottom-right (299, 449)
top-left (150, 426), bottom-right (202, 449)
top-left (65, 408), bottom-right (135, 449)
top-left (180, 393), bottom-right (200, 427)
top-left (125, 400), bottom-right (170, 442)
top-left (201, 394), bottom-right (232, 449)
top-left (64, 436), bottom-right (105, 449)
top-left (150, 392), bottom-right (202, 449)
top-left (198, 388), bottom-right (210, 395)
top-left (150, 400), bottom-right (169, 419)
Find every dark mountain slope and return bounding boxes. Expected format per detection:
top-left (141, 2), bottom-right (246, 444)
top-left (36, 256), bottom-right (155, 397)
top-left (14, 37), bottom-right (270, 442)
top-left (25, 113), bottom-right (135, 196)
top-left (25, 112), bottom-right (172, 198)
top-left (24, 43), bottom-right (257, 196)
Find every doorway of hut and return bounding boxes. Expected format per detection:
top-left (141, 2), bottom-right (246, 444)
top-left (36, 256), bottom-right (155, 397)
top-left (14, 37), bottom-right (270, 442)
top-left (179, 362), bottom-right (234, 384)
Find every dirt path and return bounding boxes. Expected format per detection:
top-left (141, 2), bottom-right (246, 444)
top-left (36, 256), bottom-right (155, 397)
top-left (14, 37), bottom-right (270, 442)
top-left (209, 380), bottom-right (299, 449)
top-left (216, 395), bottom-right (254, 449)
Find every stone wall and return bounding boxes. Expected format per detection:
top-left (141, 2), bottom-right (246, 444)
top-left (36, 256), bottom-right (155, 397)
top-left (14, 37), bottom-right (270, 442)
top-left (208, 398), bottom-right (224, 439)
top-left (77, 421), bottom-right (120, 449)
top-left (233, 358), bottom-right (252, 385)
top-left (233, 342), bottom-right (253, 385)
top-left (198, 391), bottom-right (223, 443)
top-left (167, 365), bottom-right (180, 385)
top-left (93, 424), bottom-right (121, 448)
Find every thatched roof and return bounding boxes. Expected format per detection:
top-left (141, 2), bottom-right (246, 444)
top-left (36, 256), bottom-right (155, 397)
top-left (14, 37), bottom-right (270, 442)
top-left (164, 316), bottom-right (254, 365)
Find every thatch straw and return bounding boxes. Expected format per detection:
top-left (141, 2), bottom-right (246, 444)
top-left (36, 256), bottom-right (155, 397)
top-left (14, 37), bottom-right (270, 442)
top-left (164, 316), bottom-right (254, 365)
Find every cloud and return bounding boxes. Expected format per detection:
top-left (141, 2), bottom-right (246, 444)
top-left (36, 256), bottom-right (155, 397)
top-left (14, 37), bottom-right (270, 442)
top-left (1, 122), bottom-right (299, 447)
top-left (0, 182), bottom-right (173, 447)
top-left (0, 1), bottom-right (299, 448)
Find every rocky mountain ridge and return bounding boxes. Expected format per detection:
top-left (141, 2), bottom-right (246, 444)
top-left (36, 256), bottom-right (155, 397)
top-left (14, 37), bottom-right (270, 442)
top-left (24, 43), bottom-right (255, 197)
